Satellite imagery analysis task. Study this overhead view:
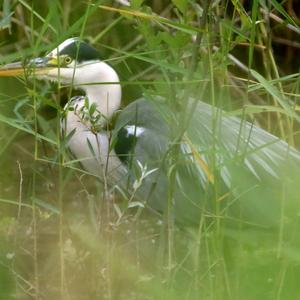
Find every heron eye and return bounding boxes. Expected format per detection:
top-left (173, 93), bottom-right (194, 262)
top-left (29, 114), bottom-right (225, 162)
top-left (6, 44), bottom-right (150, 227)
top-left (64, 56), bottom-right (73, 65)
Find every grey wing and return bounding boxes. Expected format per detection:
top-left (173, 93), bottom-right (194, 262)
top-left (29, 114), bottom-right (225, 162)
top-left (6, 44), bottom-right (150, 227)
top-left (113, 98), bottom-right (300, 226)
top-left (189, 101), bottom-right (300, 184)
top-left (185, 101), bottom-right (300, 226)
top-left (113, 99), bottom-right (215, 224)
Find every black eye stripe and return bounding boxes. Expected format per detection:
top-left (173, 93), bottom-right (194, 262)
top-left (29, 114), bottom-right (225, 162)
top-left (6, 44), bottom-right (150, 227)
top-left (59, 41), bottom-right (100, 63)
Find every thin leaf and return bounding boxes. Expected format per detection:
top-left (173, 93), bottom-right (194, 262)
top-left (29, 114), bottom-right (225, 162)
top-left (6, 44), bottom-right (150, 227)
top-left (128, 201), bottom-right (145, 208)
top-left (31, 197), bottom-right (60, 214)
top-left (97, 5), bottom-right (200, 34)
top-left (0, 198), bottom-right (32, 208)
top-left (0, 114), bottom-right (57, 145)
top-left (172, 0), bottom-right (187, 14)
top-left (250, 69), bottom-right (300, 122)
top-left (270, 0), bottom-right (300, 30)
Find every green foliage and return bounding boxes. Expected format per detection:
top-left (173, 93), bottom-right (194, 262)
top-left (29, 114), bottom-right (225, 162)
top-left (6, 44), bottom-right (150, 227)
top-left (172, 0), bottom-right (188, 15)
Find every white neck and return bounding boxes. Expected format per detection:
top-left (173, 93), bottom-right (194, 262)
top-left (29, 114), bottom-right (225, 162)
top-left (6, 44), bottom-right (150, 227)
top-left (78, 62), bottom-right (121, 119)
top-left (82, 85), bottom-right (121, 118)
top-left (43, 61), bottom-right (121, 118)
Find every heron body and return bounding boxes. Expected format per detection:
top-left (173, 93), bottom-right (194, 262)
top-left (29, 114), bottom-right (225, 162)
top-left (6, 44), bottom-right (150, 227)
top-left (1, 38), bottom-right (300, 227)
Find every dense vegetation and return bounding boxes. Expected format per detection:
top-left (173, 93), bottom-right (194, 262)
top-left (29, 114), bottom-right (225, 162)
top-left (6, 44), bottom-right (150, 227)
top-left (1, 1), bottom-right (300, 299)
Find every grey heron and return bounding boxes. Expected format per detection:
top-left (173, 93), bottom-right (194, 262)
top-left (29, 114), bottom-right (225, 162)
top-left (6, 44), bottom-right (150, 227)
top-left (1, 37), bottom-right (300, 227)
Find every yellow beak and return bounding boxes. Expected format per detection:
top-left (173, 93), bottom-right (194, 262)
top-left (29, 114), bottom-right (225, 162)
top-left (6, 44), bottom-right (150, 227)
top-left (0, 57), bottom-right (56, 77)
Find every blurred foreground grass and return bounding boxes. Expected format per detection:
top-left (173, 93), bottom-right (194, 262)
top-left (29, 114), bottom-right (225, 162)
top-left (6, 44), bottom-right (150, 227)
top-left (1, 1), bottom-right (300, 299)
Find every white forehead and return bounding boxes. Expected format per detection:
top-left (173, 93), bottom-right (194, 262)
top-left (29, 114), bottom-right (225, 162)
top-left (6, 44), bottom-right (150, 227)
top-left (47, 37), bottom-right (80, 57)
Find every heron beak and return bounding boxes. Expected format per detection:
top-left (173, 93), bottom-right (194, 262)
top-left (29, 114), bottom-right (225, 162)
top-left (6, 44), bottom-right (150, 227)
top-left (0, 57), bottom-right (56, 77)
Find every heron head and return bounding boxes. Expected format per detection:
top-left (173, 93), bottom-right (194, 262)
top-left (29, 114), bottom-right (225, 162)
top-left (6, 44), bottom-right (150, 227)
top-left (0, 37), bottom-right (119, 87)
top-left (0, 38), bottom-right (122, 117)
